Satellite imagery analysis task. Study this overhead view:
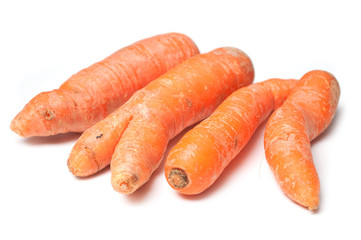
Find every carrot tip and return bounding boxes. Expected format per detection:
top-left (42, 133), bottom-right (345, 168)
top-left (67, 164), bottom-right (88, 177)
top-left (306, 200), bottom-right (319, 211)
top-left (10, 117), bottom-right (25, 137)
top-left (168, 168), bottom-right (189, 189)
top-left (292, 194), bottom-right (319, 211)
top-left (112, 173), bottom-right (139, 194)
top-left (308, 205), bottom-right (318, 211)
top-left (67, 146), bottom-right (99, 177)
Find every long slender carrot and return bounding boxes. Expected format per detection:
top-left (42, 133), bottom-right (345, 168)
top-left (10, 33), bottom-right (199, 137)
top-left (164, 78), bottom-right (297, 195)
top-left (264, 70), bottom-right (340, 210)
top-left (67, 47), bottom-right (255, 194)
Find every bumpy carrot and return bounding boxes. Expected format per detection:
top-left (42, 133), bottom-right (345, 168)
top-left (264, 70), bottom-right (340, 210)
top-left (164, 78), bottom-right (297, 195)
top-left (67, 47), bottom-right (255, 194)
top-left (10, 33), bottom-right (199, 137)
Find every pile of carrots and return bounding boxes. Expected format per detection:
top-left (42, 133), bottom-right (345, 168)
top-left (11, 32), bottom-right (340, 211)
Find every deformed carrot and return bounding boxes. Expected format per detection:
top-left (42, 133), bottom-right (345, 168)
top-left (264, 70), bottom-right (340, 210)
top-left (10, 33), bottom-right (199, 137)
top-left (67, 47), bottom-right (255, 194)
top-left (164, 78), bottom-right (297, 195)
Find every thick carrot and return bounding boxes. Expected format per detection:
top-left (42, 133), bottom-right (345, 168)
top-left (10, 33), bottom-right (199, 137)
top-left (164, 78), bottom-right (297, 195)
top-left (264, 70), bottom-right (340, 210)
top-left (67, 47), bottom-right (255, 194)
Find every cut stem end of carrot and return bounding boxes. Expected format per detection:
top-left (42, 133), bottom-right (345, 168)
top-left (168, 168), bottom-right (189, 189)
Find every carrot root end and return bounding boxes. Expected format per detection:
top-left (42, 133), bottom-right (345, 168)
top-left (308, 205), bottom-right (318, 211)
top-left (112, 173), bottom-right (139, 194)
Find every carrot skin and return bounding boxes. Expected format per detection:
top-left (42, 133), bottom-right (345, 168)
top-left (164, 79), bottom-right (297, 195)
top-left (68, 47), bottom-right (255, 194)
top-left (10, 33), bottom-right (199, 137)
top-left (264, 70), bottom-right (340, 210)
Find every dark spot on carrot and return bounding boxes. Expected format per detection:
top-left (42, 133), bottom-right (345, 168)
top-left (186, 98), bottom-right (192, 108)
top-left (44, 110), bottom-right (54, 120)
top-left (96, 133), bottom-right (103, 139)
top-left (168, 168), bottom-right (188, 189)
top-left (234, 136), bottom-right (238, 149)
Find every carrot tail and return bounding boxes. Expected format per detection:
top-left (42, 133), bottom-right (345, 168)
top-left (67, 108), bottom-right (133, 176)
top-left (264, 70), bottom-right (341, 210)
top-left (165, 79), bottom-right (297, 195)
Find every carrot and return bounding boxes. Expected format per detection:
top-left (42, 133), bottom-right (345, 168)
top-left (164, 78), bottom-right (297, 195)
top-left (10, 33), bottom-right (199, 137)
top-left (67, 47), bottom-right (255, 194)
top-left (264, 70), bottom-right (340, 210)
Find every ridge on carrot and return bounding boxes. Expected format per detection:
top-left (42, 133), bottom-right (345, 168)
top-left (264, 70), bottom-right (340, 210)
top-left (10, 32), bottom-right (199, 137)
top-left (164, 78), bottom-right (297, 195)
top-left (67, 47), bottom-right (255, 194)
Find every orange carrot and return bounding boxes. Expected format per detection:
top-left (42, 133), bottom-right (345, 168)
top-left (10, 33), bottom-right (199, 137)
top-left (264, 70), bottom-right (340, 210)
top-left (67, 47), bottom-right (255, 194)
top-left (164, 78), bottom-right (297, 195)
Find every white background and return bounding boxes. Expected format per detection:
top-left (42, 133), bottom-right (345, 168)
top-left (1, 0), bottom-right (360, 239)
